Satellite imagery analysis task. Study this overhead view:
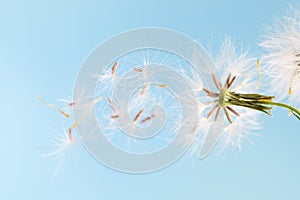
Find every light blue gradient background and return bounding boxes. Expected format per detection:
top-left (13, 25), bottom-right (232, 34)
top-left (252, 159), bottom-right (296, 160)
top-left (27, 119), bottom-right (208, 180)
top-left (1, 0), bottom-right (300, 199)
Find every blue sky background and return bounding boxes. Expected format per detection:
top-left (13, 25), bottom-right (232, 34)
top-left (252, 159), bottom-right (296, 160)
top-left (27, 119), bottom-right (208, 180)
top-left (1, 0), bottom-right (300, 199)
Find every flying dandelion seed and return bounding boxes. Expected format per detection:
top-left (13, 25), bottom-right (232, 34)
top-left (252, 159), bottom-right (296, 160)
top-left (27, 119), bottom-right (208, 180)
top-left (140, 114), bottom-right (155, 124)
top-left (37, 96), bottom-right (71, 118)
top-left (134, 68), bottom-right (143, 73)
top-left (111, 61), bottom-right (118, 76)
top-left (133, 109), bottom-right (145, 123)
top-left (41, 127), bottom-right (81, 178)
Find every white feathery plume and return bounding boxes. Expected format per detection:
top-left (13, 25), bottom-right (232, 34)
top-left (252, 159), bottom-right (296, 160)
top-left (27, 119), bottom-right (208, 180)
top-left (197, 37), bottom-right (263, 156)
top-left (260, 6), bottom-right (300, 106)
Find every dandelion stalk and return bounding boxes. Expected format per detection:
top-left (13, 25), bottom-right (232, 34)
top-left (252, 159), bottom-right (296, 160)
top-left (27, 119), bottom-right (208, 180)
top-left (264, 101), bottom-right (300, 120)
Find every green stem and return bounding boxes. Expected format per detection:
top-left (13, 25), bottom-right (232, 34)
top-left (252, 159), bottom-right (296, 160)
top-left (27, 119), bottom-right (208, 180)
top-left (262, 101), bottom-right (300, 120)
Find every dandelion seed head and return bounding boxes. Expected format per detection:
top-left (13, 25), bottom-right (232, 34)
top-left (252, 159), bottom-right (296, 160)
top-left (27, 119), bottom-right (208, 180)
top-left (260, 6), bottom-right (300, 106)
top-left (193, 37), bottom-right (262, 156)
